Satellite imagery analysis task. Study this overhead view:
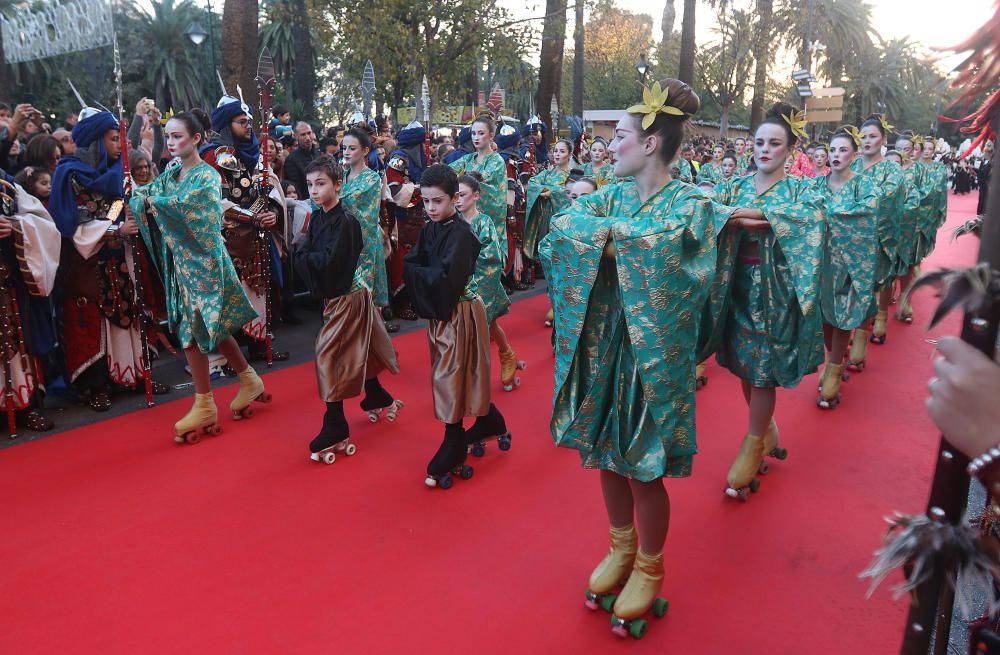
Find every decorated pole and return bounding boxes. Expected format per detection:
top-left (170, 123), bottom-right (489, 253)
top-left (361, 59), bottom-right (376, 124)
top-left (113, 35), bottom-right (155, 407)
top-left (421, 75), bottom-right (432, 166)
top-left (255, 47), bottom-right (277, 368)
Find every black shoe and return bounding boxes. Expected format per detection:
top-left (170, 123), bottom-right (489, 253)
top-left (427, 423), bottom-right (468, 477)
top-left (309, 402), bottom-right (350, 453)
top-left (360, 378), bottom-right (394, 411)
top-left (465, 404), bottom-right (507, 445)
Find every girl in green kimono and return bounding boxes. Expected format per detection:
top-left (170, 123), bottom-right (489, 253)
top-left (916, 136), bottom-right (949, 260)
top-left (851, 114), bottom-right (904, 352)
top-left (705, 103), bottom-right (825, 500)
top-left (810, 128), bottom-right (879, 409)
top-left (525, 138), bottom-right (574, 327)
top-left (341, 128), bottom-right (389, 308)
top-left (539, 79), bottom-right (729, 638)
top-left (450, 116), bottom-right (509, 260)
top-left (891, 131), bottom-right (932, 324)
top-left (582, 137), bottom-right (617, 188)
top-left (456, 173), bottom-right (526, 393)
top-left (130, 111), bottom-right (270, 444)
top-left (696, 143), bottom-right (725, 184)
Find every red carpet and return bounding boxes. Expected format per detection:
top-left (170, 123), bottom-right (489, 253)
top-left (0, 192), bottom-right (981, 654)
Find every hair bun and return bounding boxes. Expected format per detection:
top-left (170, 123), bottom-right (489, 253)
top-left (655, 78), bottom-right (700, 117)
top-left (190, 107), bottom-right (212, 133)
top-left (766, 102), bottom-right (798, 121)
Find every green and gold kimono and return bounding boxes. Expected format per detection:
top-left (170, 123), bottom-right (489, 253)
top-left (451, 151), bottom-right (509, 259)
top-left (737, 154), bottom-right (751, 175)
top-left (809, 174), bottom-right (879, 330)
top-left (538, 180), bottom-right (722, 481)
top-left (523, 166), bottom-right (571, 258)
top-left (582, 161), bottom-right (617, 188)
top-left (675, 157), bottom-right (696, 184)
top-left (851, 157), bottom-right (903, 286)
top-left (703, 176), bottom-right (825, 388)
top-left (466, 210), bottom-right (510, 324)
top-left (896, 162), bottom-right (932, 274)
top-left (915, 160), bottom-right (949, 260)
top-left (129, 160), bottom-right (256, 353)
top-left (342, 165), bottom-right (389, 307)
top-left (697, 161), bottom-right (722, 185)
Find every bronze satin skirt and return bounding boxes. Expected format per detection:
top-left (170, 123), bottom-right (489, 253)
top-left (427, 298), bottom-right (490, 423)
top-left (315, 288), bottom-right (400, 402)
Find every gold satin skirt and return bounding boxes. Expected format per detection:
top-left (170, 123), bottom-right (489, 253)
top-left (427, 298), bottom-right (490, 423)
top-left (315, 288), bottom-right (400, 402)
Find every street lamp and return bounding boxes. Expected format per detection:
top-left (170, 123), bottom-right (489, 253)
top-left (185, 22), bottom-right (209, 46)
top-left (636, 54), bottom-right (649, 82)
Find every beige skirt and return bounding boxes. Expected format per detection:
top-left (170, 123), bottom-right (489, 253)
top-left (315, 287), bottom-right (400, 402)
top-left (427, 298), bottom-right (490, 423)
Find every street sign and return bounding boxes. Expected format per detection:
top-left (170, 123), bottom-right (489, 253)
top-left (806, 96), bottom-right (844, 110)
top-left (812, 87), bottom-right (846, 97)
top-left (805, 109), bottom-right (844, 123)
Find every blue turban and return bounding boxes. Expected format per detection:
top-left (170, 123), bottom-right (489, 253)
top-left (495, 127), bottom-right (520, 152)
top-left (71, 111), bottom-right (118, 150)
top-left (211, 100), bottom-right (260, 171)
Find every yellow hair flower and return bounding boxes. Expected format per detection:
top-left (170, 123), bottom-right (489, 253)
top-left (844, 125), bottom-right (862, 146)
top-left (912, 134), bottom-right (925, 146)
top-left (626, 81), bottom-right (685, 130)
top-left (782, 110), bottom-right (809, 141)
top-left (879, 114), bottom-right (895, 134)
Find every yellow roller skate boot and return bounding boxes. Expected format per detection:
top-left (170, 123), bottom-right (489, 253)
top-left (230, 366), bottom-right (271, 420)
top-left (585, 524), bottom-right (638, 612)
top-left (725, 433), bottom-right (765, 501)
top-left (762, 419), bottom-right (786, 459)
top-left (848, 328), bottom-right (868, 372)
top-left (817, 362), bottom-right (844, 409)
top-left (544, 307), bottom-right (554, 328)
top-left (610, 550), bottom-right (668, 639)
top-left (870, 310), bottom-right (888, 344)
top-left (498, 346), bottom-right (526, 392)
top-left (174, 392), bottom-right (221, 444)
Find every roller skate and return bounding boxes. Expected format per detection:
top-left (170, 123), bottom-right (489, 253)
top-left (695, 361), bottom-right (708, 390)
top-left (725, 433), bottom-right (765, 501)
top-left (174, 392), bottom-right (222, 444)
top-left (230, 366), bottom-right (271, 420)
top-left (498, 347), bottom-right (526, 392)
top-left (817, 362), bottom-right (844, 409)
top-left (609, 550), bottom-right (669, 639)
top-left (360, 377), bottom-right (403, 423)
top-left (869, 310), bottom-right (888, 344)
top-left (544, 307), bottom-right (554, 328)
top-left (425, 423), bottom-right (474, 489)
top-left (309, 401), bottom-right (356, 464)
top-left (847, 329), bottom-right (868, 372)
top-left (763, 420), bottom-right (787, 462)
top-left (585, 524), bottom-right (637, 613)
top-left (465, 403), bottom-right (512, 457)
top-left (895, 295), bottom-right (914, 324)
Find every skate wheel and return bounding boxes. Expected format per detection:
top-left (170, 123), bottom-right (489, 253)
top-left (174, 435), bottom-right (186, 444)
top-left (848, 361), bottom-right (865, 372)
top-left (207, 425), bottom-right (222, 436)
top-left (185, 432), bottom-right (201, 445)
top-left (611, 617), bottom-right (628, 638)
top-left (517, 361), bottom-right (527, 371)
top-left (724, 486), bottom-right (738, 499)
top-left (771, 447), bottom-right (788, 460)
top-left (498, 434), bottom-right (512, 451)
top-left (758, 461), bottom-right (769, 475)
top-left (424, 476), bottom-right (437, 488)
top-left (629, 618), bottom-right (648, 639)
top-left (502, 384), bottom-right (513, 392)
top-left (749, 478), bottom-right (761, 492)
top-left (696, 376), bottom-right (708, 390)
top-left (544, 320), bottom-right (553, 328)
top-left (513, 376), bottom-right (521, 387)
top-left (438, 474), bottom-right (453, 490)
top-left (322, 451), bottom-right (336, 465)
top-left (367, 411), bottom-right (379, 423)
top-left (471, 442), bottom-right (486, 458)
top-left (233, 407), bottom-right (253, 420)
top-left (585, 598), bottom-right (599, 611)
top-left (457, 464), bottom-right (474, 480)
top-left (344, 443), bottom-right (357, 456)
top-left (255, 392), bottom-right (272, 404)
top-left (652, 597), bottom-right (669, 618)
top-left (600, 593), bottom-right (617, 613)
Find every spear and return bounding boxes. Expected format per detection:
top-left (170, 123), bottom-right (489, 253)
top-left (421, 75), bottom-right (431, 164)
top-left (255, 47), bottom-right (277, 368)
top-left (361, 59), bottom-right (375, 124)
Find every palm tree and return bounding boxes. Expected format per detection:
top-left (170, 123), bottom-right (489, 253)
top-left (699, 8), bottom-right (754, 137)
top-left (138, 0), bottom-right (209, 110)
top-left (846, 36), bottom-right (915, 122)
top-left (777, 0), bottom-right (875, 87)
top-left (221, 0), bottom-right (259, 108)
top-left (749, 0), bottom-right (774, 128)
top-left (537, 0), bottom-right (568, 130)
top-left (260, 0), bottom-right (316, 117)
top-left (677, 0), bottom-right (697, 83)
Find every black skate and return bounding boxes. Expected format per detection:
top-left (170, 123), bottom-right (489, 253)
top-left (426, 424), bottom-right (474, 489)
top-left (309, 403), bottom-right (356, 465)
top-left (465, 404), bottom-right (512, 458)
top-left (360, 379), bottom-right (403, 423)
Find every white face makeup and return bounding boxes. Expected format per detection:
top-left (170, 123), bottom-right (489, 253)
top-left (860, 124), bottom-right (884, 157)
top-left (341, 135), bottom-right (368, 167)
top-left (828, 137), bottom-right (856, 172)
top-left (165, 119), bottom-right (197, 158)
top-left (471, 122), bottom-right (492, 152)
top-left (456, 183), bottom-right (479, 215)
top-left (753, 123), bottom-right (790, 175)
top-left (609, 114), bottom-right (650, 178)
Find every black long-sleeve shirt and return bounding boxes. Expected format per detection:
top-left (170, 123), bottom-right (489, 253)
top-left (284, 146), bottom-right (319, 199)
top-left (293, 200), bottom-right (362, 300)
top-left (403, 214), bottom-right (482, 321)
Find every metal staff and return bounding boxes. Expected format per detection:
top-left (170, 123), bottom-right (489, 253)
top-left (421, 76), bottom-right (432, 165)
top-left (255, 48), bottom-right (277, 368)
top-left (361, 60), bottom-right (375, 125)
top-left (113, 36), bottom-right (154, 407)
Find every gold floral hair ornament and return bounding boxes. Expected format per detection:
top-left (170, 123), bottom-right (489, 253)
top-left (844, 125), bottom-right (863, 146)
top-left (912, 134), bottom-right (925, 146)
top-left (782, 110), bottom-right (809, 141)
top-left (626, 81), bottom-right (686, 130)
top-left (879, 114), bottom-right (895, 134)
